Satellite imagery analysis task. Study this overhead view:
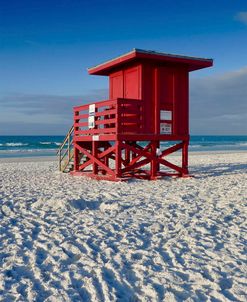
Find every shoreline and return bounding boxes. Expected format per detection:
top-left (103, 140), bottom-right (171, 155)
top-left (0, 149), bottom-right (246, 163)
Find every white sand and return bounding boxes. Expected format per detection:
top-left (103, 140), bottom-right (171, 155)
top-left (0, 152), bottom-right (246, 301)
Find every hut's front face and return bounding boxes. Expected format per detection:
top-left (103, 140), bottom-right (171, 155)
top-left (89, 49), bottom-right (213, 137)
top-left (109, 62), bottom-right (189, 136)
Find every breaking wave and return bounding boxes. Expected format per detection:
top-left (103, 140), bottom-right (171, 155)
top-left (5, 143), bottom-right (28, 147)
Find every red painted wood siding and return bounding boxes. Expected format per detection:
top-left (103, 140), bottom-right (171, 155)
top-left (109, 65), bottom-right (141, 100)
top-left (124, 66), bottom-right (141, 99)
top-left (110, 71), bottom-right (123, 99)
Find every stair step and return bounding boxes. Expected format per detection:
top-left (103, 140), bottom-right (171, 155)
top-left (57, 125), bottom-right (74, 173)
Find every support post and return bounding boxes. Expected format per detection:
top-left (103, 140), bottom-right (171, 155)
top-left (125, 141), bottom-right (131, 165)
top-left (182, 140), bottom-right (189, 176)
top-left (74, 110), bottom-right (79, 172)
top-left (68, 134), bottom-right (70, 161)
top-left (102, 144), bottom-right (109, 175)
top-left (115, 141), bottom-right (122, 179)
top-left (92, 141), bottom-right (98, 175)
top-left (150, 141), bottom-right (158, 180)
top-left (74, 146), bottom-right (79, 171)
top-left (156, 141), bottom-right (160, 175)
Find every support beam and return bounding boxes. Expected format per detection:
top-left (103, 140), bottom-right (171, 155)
top-left (75, 143), bottom-right (115, 176)
top-left (72, 139), bottom-right (189, 180)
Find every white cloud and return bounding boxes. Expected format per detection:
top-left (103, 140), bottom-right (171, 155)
top-left (190, 66), bottom-right (247, 134)
top-left (1, 68), bottom-right (247, 135)
top-left (0, 89), bottom-right (108, 135)
top-left (235, 11), bottom-right (247, 25)
top-left (0, 89), bottom-right (108, 117)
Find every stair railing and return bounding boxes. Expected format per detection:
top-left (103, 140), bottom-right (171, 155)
top-left (57, 125), bottom-right (74, 172)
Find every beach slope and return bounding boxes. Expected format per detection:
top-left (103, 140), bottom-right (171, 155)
top-left (0, 152), bottom-right (246, 301)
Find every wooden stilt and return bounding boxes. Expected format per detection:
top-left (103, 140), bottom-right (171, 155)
top-left (115, 141), bottom-right (122, 179)
top-left (92, 141), bottom-right (98, 174)
top-left (182, 140), bottom-right (189, 176)
top-left (150, 141), bottom-right (158, 180)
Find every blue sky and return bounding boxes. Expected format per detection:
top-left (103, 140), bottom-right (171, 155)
top-left (0, 0), bottom-right (247, 135)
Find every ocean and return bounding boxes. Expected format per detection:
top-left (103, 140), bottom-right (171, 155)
top-left (0, 135), bottom-right (247, 158)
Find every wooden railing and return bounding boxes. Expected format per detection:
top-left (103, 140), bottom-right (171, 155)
top-left (57, 125), bottom-right (74, 171)
top-left (73, 98), bottom-right (143, 138)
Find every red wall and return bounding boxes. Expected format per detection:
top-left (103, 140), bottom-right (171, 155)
top-left (109, 65), bottom-right (141, 100)
top-left (156, 66), bottom-right (188, 136)
top-left (109, 61), bottom-right (189, 136)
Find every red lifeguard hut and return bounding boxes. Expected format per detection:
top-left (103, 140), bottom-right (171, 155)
top-left (58, 49), bottom-right (213, 180)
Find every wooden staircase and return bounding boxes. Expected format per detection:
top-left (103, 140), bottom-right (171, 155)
top-left (57, 126), bottom-right (74, 173)
top-left (57, 126), bottom-right (88, 173)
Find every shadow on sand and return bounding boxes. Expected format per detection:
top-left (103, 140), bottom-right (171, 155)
top-left (192, 162), bottom-right (247, 178)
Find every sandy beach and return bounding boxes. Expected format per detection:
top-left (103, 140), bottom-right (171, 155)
top-left (0, 152), bottom-right (246, 301)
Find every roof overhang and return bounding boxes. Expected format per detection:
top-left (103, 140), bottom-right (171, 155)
top-left (88, 48), bottom-right (213, 75)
